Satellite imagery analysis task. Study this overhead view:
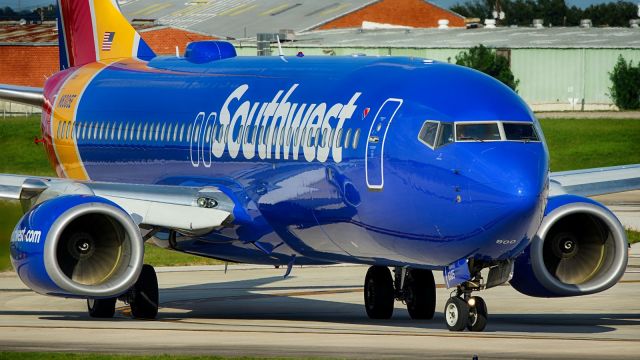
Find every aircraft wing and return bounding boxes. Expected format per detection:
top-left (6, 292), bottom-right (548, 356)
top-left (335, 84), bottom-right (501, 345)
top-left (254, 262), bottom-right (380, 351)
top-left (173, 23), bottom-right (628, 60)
top-left (0, 84), bottom-right (44, 107)
top-left (0, 174), bottom-right (234, 232)
top-left (549, 164), bottom-right (640, 197)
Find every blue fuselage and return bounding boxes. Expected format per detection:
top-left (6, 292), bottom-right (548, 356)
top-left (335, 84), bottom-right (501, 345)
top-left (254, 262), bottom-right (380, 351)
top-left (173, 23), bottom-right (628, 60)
top-left (44, 55), bottom-right (549, 268)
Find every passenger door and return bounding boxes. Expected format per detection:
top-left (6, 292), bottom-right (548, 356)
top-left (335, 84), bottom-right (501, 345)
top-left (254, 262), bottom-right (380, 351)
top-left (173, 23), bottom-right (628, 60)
top-left (365, 98), bottom-right (403, 191)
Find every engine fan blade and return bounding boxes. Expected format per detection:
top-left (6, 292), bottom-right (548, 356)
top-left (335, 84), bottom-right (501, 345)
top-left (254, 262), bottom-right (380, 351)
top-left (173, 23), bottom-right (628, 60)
top-left (555, 242), bottom-right (605, 284)
top-left (71, 242), bottom-right (123, 285)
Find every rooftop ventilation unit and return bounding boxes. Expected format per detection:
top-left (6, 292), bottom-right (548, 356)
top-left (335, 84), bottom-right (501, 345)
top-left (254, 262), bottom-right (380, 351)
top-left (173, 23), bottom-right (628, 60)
top-left (438, 19), bottom-right (449, 29)
top-left (484, 19), bottom-right (497, 29)
top-left (279, 29), bottom-right (295, 42)
top-left (257, 33), bottom-right (277, 56)
top-left (532, 19), bottom-right (544, 28)
top-left (580, 19), bottom-right (592, 28)
top-left (631, 19), bottom-right (640, 28)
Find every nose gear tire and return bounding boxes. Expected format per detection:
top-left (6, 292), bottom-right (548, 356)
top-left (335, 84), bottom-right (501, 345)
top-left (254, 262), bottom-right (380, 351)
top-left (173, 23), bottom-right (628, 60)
top-left (444, 297), bottom-right (469, 331)
top-left (467, 296), bottom-right (488, 332)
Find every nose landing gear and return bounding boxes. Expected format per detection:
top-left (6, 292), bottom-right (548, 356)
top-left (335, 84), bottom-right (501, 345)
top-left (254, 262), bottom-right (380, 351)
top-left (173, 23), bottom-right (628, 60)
top-left (445, 289), bottom-right (488, 332)
top-left (467, 296), bottom-right (488, 331)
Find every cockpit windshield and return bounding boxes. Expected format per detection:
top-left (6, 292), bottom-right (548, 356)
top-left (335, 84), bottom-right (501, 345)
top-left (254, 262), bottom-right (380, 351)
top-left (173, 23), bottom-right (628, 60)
top-left (455, 123), bottom-right (501, 142)
top-left (417, 120), bottom-right (541, 150)
top-left (503, 122), bottom-right (540, 142)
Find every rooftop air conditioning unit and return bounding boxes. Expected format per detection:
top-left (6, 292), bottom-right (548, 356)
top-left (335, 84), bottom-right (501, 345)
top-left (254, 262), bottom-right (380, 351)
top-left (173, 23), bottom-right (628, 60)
top-left (532, 19), bottom-right (544, 28)
top-left (279, 29), bottom-right (295, 41)
top-left (580, 19), bottom-right (592, 28)
top-left (484, 19), bottom-right (497, 29)
top-left (630, 19), bottom-right (640, 28)
top-left (438, 19), bottom-right (449, 29)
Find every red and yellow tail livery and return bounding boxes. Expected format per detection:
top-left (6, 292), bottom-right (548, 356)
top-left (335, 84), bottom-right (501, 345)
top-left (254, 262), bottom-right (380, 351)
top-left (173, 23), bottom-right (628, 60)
top-left (57, 0), bottom-right (155, 69)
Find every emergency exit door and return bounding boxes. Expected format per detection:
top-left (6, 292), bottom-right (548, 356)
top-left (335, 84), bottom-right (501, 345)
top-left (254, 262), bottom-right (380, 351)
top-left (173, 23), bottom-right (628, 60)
top-left (365, 98), bottom-right (403, 190)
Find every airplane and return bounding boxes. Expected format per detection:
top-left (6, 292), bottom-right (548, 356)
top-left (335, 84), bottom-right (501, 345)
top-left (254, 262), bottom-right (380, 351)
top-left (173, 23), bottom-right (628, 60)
top-left (0, 0), bottom-right (638, 332)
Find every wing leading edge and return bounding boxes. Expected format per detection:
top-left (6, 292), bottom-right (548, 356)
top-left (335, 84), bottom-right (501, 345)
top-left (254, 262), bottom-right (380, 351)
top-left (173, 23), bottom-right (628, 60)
top-left (0, 84), bottom-right (44, 107)
top-left (0, 174), bottom-right (234, 232)
top-left (550, 164), bottom-right (640, 197)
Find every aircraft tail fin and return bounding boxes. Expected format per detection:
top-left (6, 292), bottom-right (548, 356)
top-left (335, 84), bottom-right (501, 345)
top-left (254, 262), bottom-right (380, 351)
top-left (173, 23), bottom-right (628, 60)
top-left (57, 0), bottom-right (156, 70)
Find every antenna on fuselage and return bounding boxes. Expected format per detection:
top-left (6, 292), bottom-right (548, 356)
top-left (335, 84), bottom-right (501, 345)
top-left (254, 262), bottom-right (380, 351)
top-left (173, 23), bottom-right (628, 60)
top-left (276, 35), bottom-right (288, 63)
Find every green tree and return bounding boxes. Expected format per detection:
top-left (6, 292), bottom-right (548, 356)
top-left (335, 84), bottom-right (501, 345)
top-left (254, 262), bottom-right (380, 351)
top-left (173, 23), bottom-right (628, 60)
top-left (0, 5), bottom-right (58, 22)
top-left (582, 1), bottom-right (637, 27)
top-left (450, 0), bottom-right (637, 27)
top-left (450, 0), bottom-right (493, 20)
top-left (455, 45), bottom-right (520, 91)
top-left (534, 0), bottom-right (567, 26)
top-left (501, 0), bottom-right (537, 26)
top-left (609, 56), bottom-right (640, 110)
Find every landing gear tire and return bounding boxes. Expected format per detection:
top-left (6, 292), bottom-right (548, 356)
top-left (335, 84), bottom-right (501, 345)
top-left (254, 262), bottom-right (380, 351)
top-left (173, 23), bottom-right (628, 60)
top-left (404, 269), bottom-right (436, 320)
top-left (87, 297), bottom-right (116, 318)
top-left (467, 296), bottom-right (488, 332)
top-left (444, 297), bottom-right (469, 331)
top-left (130, 264), bottom-right (159, 319)
top-left (364, 266), bottom-right (394, 319)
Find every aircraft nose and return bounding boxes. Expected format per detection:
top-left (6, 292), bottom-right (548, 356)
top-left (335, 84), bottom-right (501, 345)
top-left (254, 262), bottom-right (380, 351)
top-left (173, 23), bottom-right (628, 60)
top-left (465, 143), bottom-right (548, 211)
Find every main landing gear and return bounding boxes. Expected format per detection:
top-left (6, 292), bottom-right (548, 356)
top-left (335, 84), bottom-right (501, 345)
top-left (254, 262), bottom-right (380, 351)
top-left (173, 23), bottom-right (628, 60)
top-left (364, 266), bottom-right (436, 321)
top-left (363, 265), bottom-right (490, 332)
top-left (87, 264), bottom-right (159, 320)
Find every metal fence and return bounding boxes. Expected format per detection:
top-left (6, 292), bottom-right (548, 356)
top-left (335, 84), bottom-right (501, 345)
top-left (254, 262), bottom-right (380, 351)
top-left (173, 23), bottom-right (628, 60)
top-left (0, 101), bottom-right (40, 119)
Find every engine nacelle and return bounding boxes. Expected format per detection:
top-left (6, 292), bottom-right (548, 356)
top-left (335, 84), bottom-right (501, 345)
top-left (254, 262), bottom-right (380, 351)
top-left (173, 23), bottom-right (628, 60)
top-left (511, 195), bottom-right (628, 297)
top-left (10, 195), bottom-right (143, 298)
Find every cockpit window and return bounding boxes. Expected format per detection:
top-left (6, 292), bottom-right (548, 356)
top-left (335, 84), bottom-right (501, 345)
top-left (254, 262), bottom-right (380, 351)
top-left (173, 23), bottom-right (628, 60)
top-left (418, 121), bottom-right (439, 148)
top-left (456, 123), bottom-right (501, 142)
top-left (436, 123), bottom-right (454, 147)
top-left (419, 120), bottom-right (538, 150)
top-left (503, 122), bottom-right (540, 142)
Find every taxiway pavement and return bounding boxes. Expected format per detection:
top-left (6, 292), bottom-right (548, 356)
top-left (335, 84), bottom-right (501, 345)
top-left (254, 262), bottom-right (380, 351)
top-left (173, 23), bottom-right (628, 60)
top-left (1, 191), bottom-right (639, 359)
top-left (1, 256), bottom-right (639, 359)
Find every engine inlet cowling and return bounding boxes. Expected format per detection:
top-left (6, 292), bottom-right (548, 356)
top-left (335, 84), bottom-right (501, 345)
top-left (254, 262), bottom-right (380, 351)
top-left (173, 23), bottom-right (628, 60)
top-left (10, 195), bottom-right (143, 298)
top-left (511, 195), bottom-right (628, 297)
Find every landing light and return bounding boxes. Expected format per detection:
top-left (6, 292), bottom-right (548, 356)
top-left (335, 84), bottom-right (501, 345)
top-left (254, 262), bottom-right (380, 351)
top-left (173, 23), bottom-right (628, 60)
top-left (468, 298), bottom-right (476, 307)
top-left (197, 197), bottom-right (218, 209)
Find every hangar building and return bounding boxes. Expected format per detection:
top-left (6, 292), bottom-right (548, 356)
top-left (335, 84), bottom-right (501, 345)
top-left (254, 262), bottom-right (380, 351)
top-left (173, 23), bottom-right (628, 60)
top-left (120, 0), bottom-right (466, 38)
top-left (0, 24), bottom-right (216, 117)
top-left (233, 27), bottom-right (640, 111)
top-left (1, 0), bottom-right (639, 113)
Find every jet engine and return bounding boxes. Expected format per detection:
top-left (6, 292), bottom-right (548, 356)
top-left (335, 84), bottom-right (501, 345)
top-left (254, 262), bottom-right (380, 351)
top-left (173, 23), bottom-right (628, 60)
top-left (10, 195), bottom-right (143, 298)
top-left (510, 195), bottom-right (628, 297)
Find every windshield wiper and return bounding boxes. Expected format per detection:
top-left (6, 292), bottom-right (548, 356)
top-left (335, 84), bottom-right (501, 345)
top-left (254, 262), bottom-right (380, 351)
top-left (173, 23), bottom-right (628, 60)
top-left (520, 136), bottom-right (538, 143)
top-left (458, 136), bottom-right (485, 142)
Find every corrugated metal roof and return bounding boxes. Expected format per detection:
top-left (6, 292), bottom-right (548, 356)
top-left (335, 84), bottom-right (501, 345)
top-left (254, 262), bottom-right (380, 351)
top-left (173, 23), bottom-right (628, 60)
top-left (0, 24), bottom-right (58, 44)
top-left (120, 0), bottom-right (377, 39)
top-left (286, 27), bottom-right (640, 49)
top-left (0, 23), bottom-right (160, 45)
